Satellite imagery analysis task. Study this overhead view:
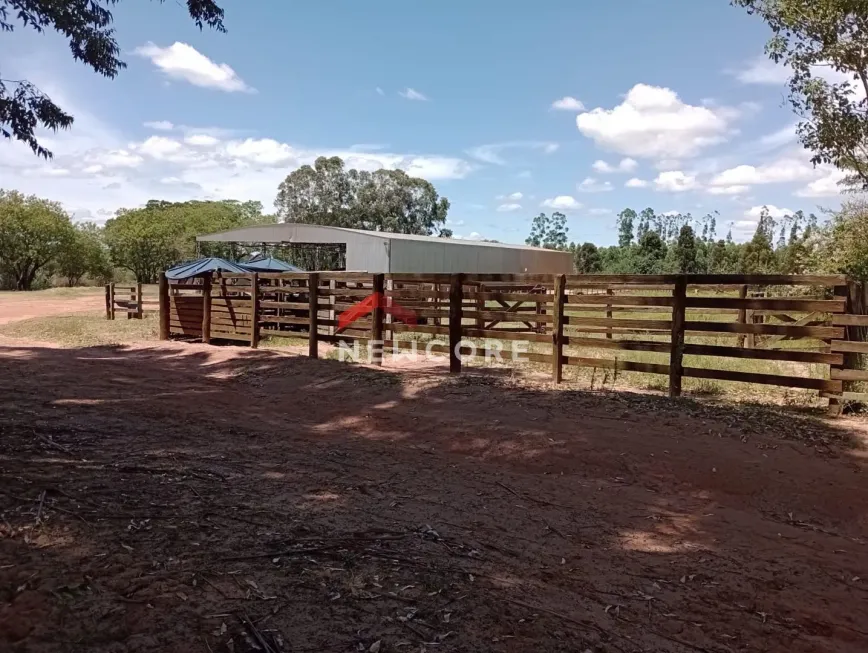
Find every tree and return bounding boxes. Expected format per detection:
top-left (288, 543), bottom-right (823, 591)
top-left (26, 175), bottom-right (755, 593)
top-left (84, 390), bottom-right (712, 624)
top-left (574, 242), bottom-right (602, 273)
top-left (673, 225), bottom-right (699, 273)
top-left (634, 231), bottom-right (667, 274)
top-left (616, 208), bottom-right (636, 247)
top-left (274, 156), bottom-right (451, 235)
top-left (526, 212), bottom-right (568, 250)
top-left (740, 219), bottom-right (778, 274)
top-left (734, 0), bottom-right (868, 190)
top-left (56, 222), bottom-right (112, 286)
top-left (104, 199), bottom-right (271, 282)
top-left (815, 198), bottom-right (868, 280)
top-left (0, 190), bottom-right (74, 289)
top-left (1, 1), bottom-right (226, 159)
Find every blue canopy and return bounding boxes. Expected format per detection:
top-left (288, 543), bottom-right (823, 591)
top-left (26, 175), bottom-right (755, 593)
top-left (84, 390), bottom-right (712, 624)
top-left (241, 256), bottom-right (304, 273)
top-left (165, 257), bottom-right (249, 280)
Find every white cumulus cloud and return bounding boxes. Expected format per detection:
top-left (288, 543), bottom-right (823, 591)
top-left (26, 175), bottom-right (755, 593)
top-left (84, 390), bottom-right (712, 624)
top-left (541, 196), bottom-right (582, 211)
top-left (134, 42), bottom-right (254, 93)
top-left (576, 83), bottom-right (733, 159)
top-left (625, 177), bottom-right (649, 188)
top-left (551, 96), bottom-right (585, 111)
top-left (144, 120), bottom-right (174, 131)
top-left (654, 170), bottom-right (698, 192)
top-left (496, 203), bottom-right (522, 212)
top-left (592, 157), bottom-right (638, 174)
top-left (577, 177), bottom-right (613, 193)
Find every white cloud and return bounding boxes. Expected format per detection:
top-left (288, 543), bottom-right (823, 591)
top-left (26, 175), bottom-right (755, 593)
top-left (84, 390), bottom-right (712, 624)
top-left (467, 141), bottom-right (559, 165)
top-left (710, 155), bottom-right (816, 187)
top-left (576, 83), bottom-right (733, 159)
top-left (541, 195), bottom-right (582, 210)
top-left (399, 87), bottom-right (428, 101)
top-left (654, 170), bottom-right (698, 192)
top-left (625, 177), bottom-right (649, 188)
top-left (185, 134), bottom-right (220, 147)
top-left (736, 56), bottom-right (791, 85)
top-left (592, 157), bottom-right (638, 174)
top-left (662, 210), bottom-right (681, 217)
top-left (746, 204), bottom-right (794, 219)
top-left (376, 87), bottom-right (385, 96)
top-left (455, 231), bottom-right (485, 241)
top-left (796, 167), bottom-right (847, 197)
top-left (496, 203), bottom-right (522, 212)
top-left (577, 177), bottom-right (613, 193)
top-left (144, 120), bottom-right (174, 131)
top-left (551, 96), bottom-right (585, 111)
top-left (707, 185), bottom-right (749, 195)
top-left (134, 42), bottom-right (254, 93)
top-left (497, 191), bottom-right (523, 201)
top-left (759, 123), bottom-right (799, 149)
top-left (137, 136), bottom-right (185, 160)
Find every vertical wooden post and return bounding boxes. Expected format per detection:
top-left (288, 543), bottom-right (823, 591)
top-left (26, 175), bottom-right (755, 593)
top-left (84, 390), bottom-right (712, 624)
top-left (104, 284), bottom-right (112, 320)
top-left (136, 282), bottom-right (143, 319)
top-left (201, 273), bottom-right (212, 345)
top-left (371, 273), bottom-right (385, 366)
top-left (308, 272), bottom-right (319, 359)
top-left (828, 283), bottom-right (853, 416)
top-left (448, 273), bottom-right (464, 374)
top-left (475, 282), bottom-right (484, 329)
top-left (158, 274), bottom-right (169, 340)
top-left (605, 288), bottom-right (614, 339)
top-left (737, 284), bottom-right (748, 348)
top-left (126, 286), bottom-right (133, 320)
top-left (329, 279), bottom-right (336, 336)
top-left (668, 276), bottom-right (687, 398)
top-left (552, 274), bottom-right (566, 383)
top-left (250, 273), bottom-right (260, 349)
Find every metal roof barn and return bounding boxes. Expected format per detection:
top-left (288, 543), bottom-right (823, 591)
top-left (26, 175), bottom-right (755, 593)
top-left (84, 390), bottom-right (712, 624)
top-left (196, 224), bottom-right (573, 274)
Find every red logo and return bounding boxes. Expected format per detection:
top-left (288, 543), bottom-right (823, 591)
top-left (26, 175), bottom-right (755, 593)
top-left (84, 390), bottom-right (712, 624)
top-left (337, 292), bottom-right (417, 333)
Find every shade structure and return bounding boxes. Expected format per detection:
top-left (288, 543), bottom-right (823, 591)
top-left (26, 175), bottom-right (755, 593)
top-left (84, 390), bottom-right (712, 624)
top-left (165, 257), bottom-right (249, 280)
top-left (241, 256), bottom-right (304, 273)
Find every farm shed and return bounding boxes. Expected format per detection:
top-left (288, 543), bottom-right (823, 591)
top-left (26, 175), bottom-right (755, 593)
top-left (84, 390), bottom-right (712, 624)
top-left (196, 224), bottom-right (573, 274)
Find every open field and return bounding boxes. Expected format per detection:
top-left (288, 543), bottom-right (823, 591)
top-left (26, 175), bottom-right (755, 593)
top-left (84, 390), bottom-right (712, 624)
top-left (1, 289), bottom-right (868, 651)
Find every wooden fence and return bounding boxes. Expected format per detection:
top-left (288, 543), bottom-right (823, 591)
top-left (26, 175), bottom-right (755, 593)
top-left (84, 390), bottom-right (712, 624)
top-left (105, 283), bottom-right (159, 320)
top-left (157, 272), bottom-right (868, 413)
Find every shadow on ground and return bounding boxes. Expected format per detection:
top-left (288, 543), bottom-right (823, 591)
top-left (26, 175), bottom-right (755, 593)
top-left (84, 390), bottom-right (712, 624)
top-left (1, 341), bottom-right (867, 653)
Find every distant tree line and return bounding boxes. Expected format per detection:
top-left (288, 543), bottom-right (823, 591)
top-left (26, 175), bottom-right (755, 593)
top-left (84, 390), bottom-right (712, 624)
top-left (527, 204), bottom-right (868, 281)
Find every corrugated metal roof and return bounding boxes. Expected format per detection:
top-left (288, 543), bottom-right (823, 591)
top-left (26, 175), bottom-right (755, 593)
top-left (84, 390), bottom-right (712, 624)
top-left (198, 223), bottom-right (553, 252)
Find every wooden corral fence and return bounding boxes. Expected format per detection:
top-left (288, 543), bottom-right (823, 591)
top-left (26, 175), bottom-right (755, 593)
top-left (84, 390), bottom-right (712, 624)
top-left (105, 283), bottom-right (159, 320)
top-left (157, 272), bottom-right (868, 414)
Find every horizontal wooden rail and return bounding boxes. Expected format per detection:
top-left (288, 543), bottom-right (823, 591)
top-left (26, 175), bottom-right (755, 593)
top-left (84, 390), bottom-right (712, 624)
top-left (686, 297), bottom-right (846, 312)
top-left (566, 337), bottom-right (671, 353)
top-left (832, 314), bottom-right (868, 326)
top-left (566, 316), bottom-right (672, 330)
top-left (567, 295), bottom-right (674, 307)
top-left (564, 356), bottom-right (670, 375)
top-left (685, 321), bottom-right (843, 339)
top-left (683, 367), bottom-right (842, 392)
top-left (683, 343), bottom-right (842, 365)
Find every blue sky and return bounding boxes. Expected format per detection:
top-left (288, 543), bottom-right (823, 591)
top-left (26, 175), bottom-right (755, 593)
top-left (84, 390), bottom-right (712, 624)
top-left (0, 1), bottom-right (849, 244)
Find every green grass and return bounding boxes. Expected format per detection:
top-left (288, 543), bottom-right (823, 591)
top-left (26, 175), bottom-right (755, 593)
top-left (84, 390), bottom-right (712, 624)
top-left (0, 311), bottom-right (159, 347)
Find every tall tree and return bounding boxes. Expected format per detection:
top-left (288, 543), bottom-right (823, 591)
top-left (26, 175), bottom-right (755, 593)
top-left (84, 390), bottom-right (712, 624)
top-left (526, 213), bottom-right (549, 248)
top-left (734, 0), bottom-right (868, 190)
top-left (275, 157), bottom-right (450, 235)
top-left (0, 190), bottom-right (74, 290)
top-left (574, 242), bottom-right (603, 273)
top-left (673, 225), bottom-right (699, 273)
top-left (634, 231), bottom-right (667, 274)
top-left (56, 222), bottom-right (112, 286)
top-left (526, 212), bottom-right (568, 250)
top-left (616, 208), bottom-right (636, 247)
top-left (815, 198), bottom-right (868, 279)
top-left (1, 0), bottom-right (226, 159)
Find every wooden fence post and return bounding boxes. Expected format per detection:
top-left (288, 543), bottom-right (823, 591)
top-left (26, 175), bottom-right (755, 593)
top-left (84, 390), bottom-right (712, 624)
top-left (104, 284), bottom-right (112, 320)
top-left (736, 284), bottom-right (747, 348)
top-left (828, 283), bottom-right (852, 416)
top-left (158, 274), bottom-right (169, 340)
top-left (308, 272), bottom-right (319, 359)
top-left (371, 273), bottom-right (385, 366)
top-left (552, 274), bottom-right (566, 383)
top-left (250, 273), bottom-right (260, 349)
top-left (202, 273), bottom-right (212, 345)
top-left (449, 273), bottom-right (464, 374)
top-left (136, 282), bottom-right (143, 319)
top-left (475, 282), bottom-right (485, 329)
top-left (605, 288), bottom-right (614, 339)
top-left (668, 276), bottom-right (687, 397)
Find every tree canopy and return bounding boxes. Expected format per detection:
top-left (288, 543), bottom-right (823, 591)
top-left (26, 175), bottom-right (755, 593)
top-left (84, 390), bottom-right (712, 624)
top-left (526, 212), bottom-right (569, 250)
top-left (734, 0), bottom-right (868, 190)
top-left (103, 199), bottom-right (273, 283)
top-left (0, 0), bottom-right (225, 159)
top-left (274, 156), bottom-right (451, 236)
top-left (0, 189), bottom-right (74, 289)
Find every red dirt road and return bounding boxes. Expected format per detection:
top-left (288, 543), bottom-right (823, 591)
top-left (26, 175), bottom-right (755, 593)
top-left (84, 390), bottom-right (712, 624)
top-left (0, 291), bottom-right (104, 325)
top-left (1, 340), bottom-right (867, 652)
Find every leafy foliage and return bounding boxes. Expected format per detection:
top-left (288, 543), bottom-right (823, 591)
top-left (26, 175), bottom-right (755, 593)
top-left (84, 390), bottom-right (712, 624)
top-left (0, 189), bottom-right (74, 289)
top-left (816, 198), bottom-right (868, 279)
top-left (0, 0), bottom-right (225, 158)
top-left (275, 156), bottom-right (451, 236)
top-left (56, 221), bottom-right (112, 286)
top-left (104, 200), bottom-right (273, 283)
top-left (734, 0), bottom-right (868, 190)
top-left (526, 212), bottom-right (569, 250)
top-left (574, 242), bottom-right (602, 273)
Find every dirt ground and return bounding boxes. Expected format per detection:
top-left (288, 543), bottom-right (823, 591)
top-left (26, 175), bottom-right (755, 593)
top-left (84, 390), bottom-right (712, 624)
top-left (1, 334), bottom-right (867, 653)
top-left (0, 291), bottom-right (104, 325)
